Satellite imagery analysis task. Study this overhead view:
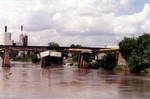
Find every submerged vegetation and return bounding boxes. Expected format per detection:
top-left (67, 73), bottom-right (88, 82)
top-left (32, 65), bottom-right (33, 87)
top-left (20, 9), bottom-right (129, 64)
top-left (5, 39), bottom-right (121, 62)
top-left (88, 52), bottom-right (117, 70)
top-left (0, 50), bottom-right (40, 63)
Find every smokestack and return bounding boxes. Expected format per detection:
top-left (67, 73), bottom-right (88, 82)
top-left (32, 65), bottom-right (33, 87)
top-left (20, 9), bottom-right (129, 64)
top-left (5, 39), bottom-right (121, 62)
top-left (21, 25), bottom-right (23, 31)
top-left (5, 26), bottom-right (7, 32)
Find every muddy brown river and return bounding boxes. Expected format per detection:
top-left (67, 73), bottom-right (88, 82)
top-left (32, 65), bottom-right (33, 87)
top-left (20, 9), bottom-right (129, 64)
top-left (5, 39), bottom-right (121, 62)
top-left (0, 61), bottom-right (150, 99)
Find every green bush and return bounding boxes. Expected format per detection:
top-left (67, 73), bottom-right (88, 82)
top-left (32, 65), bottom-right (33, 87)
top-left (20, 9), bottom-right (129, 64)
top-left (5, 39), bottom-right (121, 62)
top-left (31, 54), bottom-right (41, 63)
top-left (88, 52), bottom-right (117, 70)
top-left (72, 54), bottom-right (78, 62)
top-left (100, 52), bottom-right (117, 70)
top-left (88, 60), bottom-right (101, 69)
top-left (114, 65), bottom-right (128, 71)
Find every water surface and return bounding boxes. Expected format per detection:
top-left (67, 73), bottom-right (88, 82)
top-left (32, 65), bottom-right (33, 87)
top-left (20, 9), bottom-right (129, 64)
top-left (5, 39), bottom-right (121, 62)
top-left (0, 61), bottom-right (150, 99)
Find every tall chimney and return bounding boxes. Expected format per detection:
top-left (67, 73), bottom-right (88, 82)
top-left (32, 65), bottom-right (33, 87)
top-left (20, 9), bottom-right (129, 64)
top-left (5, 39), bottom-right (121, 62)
top-left (5, 26), bottom-right (7, 32)
top-left (21, 25), bottom-right (23, 31)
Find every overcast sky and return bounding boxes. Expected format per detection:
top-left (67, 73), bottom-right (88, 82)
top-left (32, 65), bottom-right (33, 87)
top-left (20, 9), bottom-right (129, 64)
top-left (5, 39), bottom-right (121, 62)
top-left (0, 0), bottom-right (150, 47)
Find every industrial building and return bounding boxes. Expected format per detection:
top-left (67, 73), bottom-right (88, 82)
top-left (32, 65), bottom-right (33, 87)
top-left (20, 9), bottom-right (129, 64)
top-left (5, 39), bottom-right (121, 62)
top-left (18, 25), bottom-right (28, 46)
top-left (3, 26), bottom-right (13, 45)
top-left (2, 25), bottom-right (28, 46)
top-left (19, 33), bottom-right (28, 46)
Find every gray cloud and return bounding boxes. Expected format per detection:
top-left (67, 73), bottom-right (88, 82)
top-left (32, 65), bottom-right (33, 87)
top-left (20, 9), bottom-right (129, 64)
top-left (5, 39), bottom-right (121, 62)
top-left (0, 0), bottom-right (150, 47)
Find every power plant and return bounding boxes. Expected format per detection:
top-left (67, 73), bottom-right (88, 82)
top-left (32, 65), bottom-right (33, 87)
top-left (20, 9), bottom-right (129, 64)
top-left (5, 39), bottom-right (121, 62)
top-left (2, 26), bottom-right (28, 46)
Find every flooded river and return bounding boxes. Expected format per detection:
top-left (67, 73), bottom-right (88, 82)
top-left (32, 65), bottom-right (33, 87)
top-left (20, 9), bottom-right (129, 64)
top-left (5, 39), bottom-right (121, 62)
top-left (0, 61), bottom-right (150, 99)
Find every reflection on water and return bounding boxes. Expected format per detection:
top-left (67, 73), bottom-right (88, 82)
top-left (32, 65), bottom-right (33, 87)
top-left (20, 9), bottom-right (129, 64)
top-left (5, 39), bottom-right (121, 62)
top-left (0, 61), bottom-right (150, 99)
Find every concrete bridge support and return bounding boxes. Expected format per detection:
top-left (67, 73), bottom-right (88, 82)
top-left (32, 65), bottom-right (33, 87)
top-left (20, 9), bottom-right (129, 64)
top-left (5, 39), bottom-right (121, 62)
top-left (2, 49), bottom-right (10, 67)
top-left (41, 56), bottom-right (51, 68)
top-left (78, 52), bottom-right (91, 68)
top-left (78, 53), bottom-right (84, 68)
top-left (116, 52), bottom-right (119, 62)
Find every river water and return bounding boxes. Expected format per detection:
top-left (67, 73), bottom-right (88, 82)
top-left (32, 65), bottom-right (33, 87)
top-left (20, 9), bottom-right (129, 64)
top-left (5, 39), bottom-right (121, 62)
top-left (0, 61), bottom-right (150, 99)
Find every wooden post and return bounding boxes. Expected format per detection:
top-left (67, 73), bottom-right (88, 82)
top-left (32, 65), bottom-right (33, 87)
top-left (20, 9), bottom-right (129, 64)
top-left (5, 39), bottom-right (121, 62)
top-left (2, 49), bottom-right (10, 67)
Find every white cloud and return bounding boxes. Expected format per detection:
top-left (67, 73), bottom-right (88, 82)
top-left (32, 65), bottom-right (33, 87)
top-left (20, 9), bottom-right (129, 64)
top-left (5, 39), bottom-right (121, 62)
top-left (0, 0), bottom-right (150, 47)
top-left (113, 3), bottom-right (150, 36)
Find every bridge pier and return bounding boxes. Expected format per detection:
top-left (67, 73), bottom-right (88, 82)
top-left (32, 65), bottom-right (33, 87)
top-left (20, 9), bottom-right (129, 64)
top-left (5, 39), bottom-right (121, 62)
top-left (41, 56), bottom-right (51, 68)
top-left (78, 52), bottom-right (91, 68)
top-left (78, 53), bottom-right (83, 68)
top-left (2, 49), bottom-right (10, 67)
top-left (115, 51), bottom-right (120, 65)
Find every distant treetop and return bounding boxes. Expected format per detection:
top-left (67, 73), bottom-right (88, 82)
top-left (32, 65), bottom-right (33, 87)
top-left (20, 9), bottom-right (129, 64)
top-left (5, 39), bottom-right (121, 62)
top-left (70, 44), bottom-right (82, 48)
top-left (48, 42), bottom-right (59, 47)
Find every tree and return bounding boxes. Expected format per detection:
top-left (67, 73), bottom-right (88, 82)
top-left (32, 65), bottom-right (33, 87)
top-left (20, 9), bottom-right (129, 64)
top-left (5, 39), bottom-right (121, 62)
top-left (137, 33), bottom-right (150, 55)
top-left (128, 51), bottom-right (143, 73)
top-left (119, 33), bottom-right (150, 73)
top-left (89, 52), bottom-right (117, 70)
top-left (48, 42), bottom-right (59, 47)
top-left (100, 52), bottom-right (117, 70)
top-left (119, 37), bottom-right (137, 61)
top-left (137, 33), bottom-right (150, 48)
top-left (70, 44), bottom-right (82, 48)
